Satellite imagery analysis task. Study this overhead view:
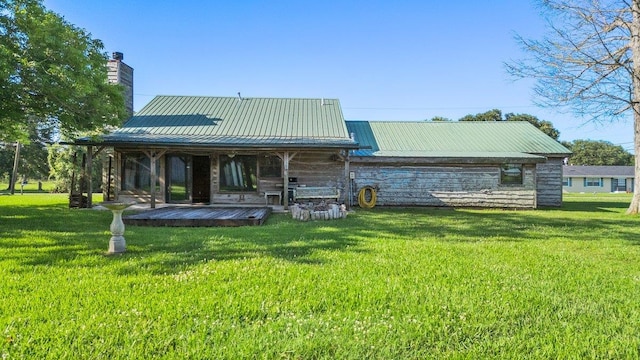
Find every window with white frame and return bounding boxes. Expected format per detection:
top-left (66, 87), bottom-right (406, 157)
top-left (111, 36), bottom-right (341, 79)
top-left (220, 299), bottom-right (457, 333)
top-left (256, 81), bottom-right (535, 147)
top-left (585, 177), bottom-right (602, 187)
top-left (562, 177), bottom-right (571, 186)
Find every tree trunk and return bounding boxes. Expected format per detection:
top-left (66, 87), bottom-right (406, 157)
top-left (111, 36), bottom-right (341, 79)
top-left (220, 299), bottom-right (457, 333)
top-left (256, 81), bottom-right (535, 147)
top-left (630, 111), bottom-right (640, 214)
top-left (627, 0), bottom-right (640, 214)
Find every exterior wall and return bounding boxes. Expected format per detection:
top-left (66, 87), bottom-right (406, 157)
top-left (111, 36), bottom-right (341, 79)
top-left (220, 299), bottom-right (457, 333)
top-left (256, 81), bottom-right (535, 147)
top-left (288, 152), bottom-right (345, 189)
top-left (350, 163), bottom-right (537, 208)
top-left (536, 157), bottom-right (564, 207)
top-left (563, 177), bottom-right (634, 193)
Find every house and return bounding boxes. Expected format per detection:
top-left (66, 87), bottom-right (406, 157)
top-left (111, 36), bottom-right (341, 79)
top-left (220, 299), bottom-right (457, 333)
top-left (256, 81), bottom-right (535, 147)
top-left (77, 95), bottom-right (357, 209)
top-left (562, 166), bottom-right (634, 193)
top-left (75, 95), bottom-right (571, 209)
top-left (346, 121), bottom-right (571, 208)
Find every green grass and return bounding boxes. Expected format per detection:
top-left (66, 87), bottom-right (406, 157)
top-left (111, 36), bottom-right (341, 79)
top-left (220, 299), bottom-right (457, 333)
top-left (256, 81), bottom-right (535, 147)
top-left (0, 180), bottom-right (56, 194)
top-left (2, 194), bottom-right (640, 359)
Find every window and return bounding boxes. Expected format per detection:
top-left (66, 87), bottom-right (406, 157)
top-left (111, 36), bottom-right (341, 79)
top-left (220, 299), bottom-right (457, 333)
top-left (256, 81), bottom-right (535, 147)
top-left (562, 177), bottom-right (571, 187)
top-left (219, 155), bottom-right (257, 192)
top-left (500, 164), bottom-right (523, 185)
top-left (585, 177), bottom-right (602, 187)
top-left (121, 153), bottom-right (159, 191)
top-left (260, 155), bottom-right (282, 178)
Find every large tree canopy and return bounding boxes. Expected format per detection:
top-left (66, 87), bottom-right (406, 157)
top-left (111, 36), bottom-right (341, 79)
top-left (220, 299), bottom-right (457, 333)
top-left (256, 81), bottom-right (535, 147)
top-left (0, 0), bottom-right (126, 143)
top-left (457, 109), bottom-right (560, 140)
top-left (564, 139), bottom-right (634, 166)
top-left (506, 0), bottom-right (640, 214)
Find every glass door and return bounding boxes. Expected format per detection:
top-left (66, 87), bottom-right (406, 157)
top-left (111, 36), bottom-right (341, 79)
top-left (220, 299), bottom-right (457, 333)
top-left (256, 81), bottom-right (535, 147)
top-left (166, 155), bottom-right (191, 203)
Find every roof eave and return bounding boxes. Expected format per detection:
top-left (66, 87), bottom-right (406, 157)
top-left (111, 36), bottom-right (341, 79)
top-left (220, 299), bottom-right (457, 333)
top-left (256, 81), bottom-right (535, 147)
top-left (350, 156), bottom-right (546, 164)
top-left (71, 139), bottom-right (359, 150)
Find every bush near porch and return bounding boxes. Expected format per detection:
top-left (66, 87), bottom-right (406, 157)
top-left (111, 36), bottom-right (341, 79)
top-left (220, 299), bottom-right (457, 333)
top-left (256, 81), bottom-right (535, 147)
top-left (1, 193), bottom-right (639, 358)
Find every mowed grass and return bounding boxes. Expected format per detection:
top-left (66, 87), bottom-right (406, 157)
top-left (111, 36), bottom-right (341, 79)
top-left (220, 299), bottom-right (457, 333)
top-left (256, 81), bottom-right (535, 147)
top-left (1, 193), bottom-right (640, 359)
top-left (0, 180), bottom-right (56, 194)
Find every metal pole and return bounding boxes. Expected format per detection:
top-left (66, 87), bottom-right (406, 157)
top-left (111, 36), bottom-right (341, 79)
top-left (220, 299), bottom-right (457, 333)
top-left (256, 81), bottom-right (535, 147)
top-left (107, 156), bottom-right (113, 201)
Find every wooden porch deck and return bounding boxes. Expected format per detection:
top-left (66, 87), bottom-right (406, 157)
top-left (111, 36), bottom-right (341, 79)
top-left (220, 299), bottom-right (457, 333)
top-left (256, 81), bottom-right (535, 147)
top-left (123, 206), bottom-right (272, 227)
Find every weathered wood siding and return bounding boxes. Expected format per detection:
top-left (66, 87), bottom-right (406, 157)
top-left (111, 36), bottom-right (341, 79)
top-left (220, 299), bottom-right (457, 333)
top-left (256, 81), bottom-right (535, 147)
top-left (210, 150), bottom-right (345, 205)
top-left (351, 164), bottom-right (537, 208)
top-left (289, 152), bottom-right (345, 188)
top-left (535, 157), bottom-right (563, 207)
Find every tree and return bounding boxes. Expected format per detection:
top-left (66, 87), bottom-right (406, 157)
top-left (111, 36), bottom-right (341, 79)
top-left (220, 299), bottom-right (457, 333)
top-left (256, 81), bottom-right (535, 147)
top-left (428, 116), bottom-right (453, 122)
top-left (48, 143), bottom-right (104, 193)
top-left (459, 109), bottom-right (503, 122)
top-left (504, 113), bottom-right (560, 140)
top-left (505, 0), bottom-right (640, 214)
top-left (457, 109), bottom-right (561, 140)
top-left (564, 140), bottom-right (634, 166)
top-left (0, 122), bottom-right (52, 184)
top-left (0, 0), bottom-right (126, 143)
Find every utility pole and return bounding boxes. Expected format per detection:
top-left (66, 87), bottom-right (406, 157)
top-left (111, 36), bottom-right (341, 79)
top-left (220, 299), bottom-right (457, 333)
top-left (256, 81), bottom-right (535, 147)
top-left (10, 142), bottom-right (21, 195)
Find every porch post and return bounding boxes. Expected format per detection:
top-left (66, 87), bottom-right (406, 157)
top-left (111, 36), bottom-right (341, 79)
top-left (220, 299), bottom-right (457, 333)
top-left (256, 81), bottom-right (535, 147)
top-left (150, 152), bottom-right (157, 209)
top-left (344, 151), bottom-right (350, 210)
top-left (113, 151), bottom-right (121, 200)
top-left (283, 151), bottom-right (289, 211)
top-left (87, 145), bottom-right (93, 208)
top-left (145, 150), bottom-right (167, 209)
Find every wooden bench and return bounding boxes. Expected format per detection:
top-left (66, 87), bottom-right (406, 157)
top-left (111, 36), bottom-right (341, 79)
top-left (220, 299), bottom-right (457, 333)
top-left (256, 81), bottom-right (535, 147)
top-left (263, 191), bottom-right (282, 205)
top-left (294, 186), bottom-right (341, 202)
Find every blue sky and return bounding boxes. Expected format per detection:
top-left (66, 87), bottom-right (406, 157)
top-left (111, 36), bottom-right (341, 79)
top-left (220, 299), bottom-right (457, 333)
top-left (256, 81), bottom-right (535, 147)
top-left (45, 0), bottom-right (634, 152)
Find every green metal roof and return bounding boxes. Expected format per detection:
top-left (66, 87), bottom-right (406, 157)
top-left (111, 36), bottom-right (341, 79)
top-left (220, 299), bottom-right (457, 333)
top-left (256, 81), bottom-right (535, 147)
top-left (91, 96), bottom-right (357, 148)
top-left (346, 121), bottom-right (571, 159)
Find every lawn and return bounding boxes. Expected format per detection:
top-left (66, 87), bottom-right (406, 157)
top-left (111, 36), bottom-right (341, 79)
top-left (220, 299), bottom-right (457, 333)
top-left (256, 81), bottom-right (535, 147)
top-left (0, 180), bottom-right (56, 194)
top-left (1, 193), bottom-right (640, 359)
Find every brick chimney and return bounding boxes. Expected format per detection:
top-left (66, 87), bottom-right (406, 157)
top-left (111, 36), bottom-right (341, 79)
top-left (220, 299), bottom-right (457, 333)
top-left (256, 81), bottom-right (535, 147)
top-left (107, 51), bottom-right (134, 118)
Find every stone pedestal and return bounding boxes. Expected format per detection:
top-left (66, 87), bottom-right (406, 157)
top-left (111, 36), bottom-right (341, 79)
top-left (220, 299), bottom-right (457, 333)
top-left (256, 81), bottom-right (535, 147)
top-left (101, 202), bottom-right (135, 254)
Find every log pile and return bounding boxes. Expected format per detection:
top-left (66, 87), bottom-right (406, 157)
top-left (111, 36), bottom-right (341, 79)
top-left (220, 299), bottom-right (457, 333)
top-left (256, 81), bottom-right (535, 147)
top-left (290, 203), bottom-right (347, 221)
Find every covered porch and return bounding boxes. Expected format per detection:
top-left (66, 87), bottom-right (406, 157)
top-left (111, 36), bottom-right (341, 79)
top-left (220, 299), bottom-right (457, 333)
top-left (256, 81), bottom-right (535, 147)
top-left (83, 146), bottom-right (353, 211)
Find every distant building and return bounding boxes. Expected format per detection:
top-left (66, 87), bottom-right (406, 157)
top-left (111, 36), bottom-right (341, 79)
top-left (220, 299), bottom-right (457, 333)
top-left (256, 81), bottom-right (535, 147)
top-left (563, 166), bottom-right (634, 193)
top-left (107, 51), bottom-right (133, 117)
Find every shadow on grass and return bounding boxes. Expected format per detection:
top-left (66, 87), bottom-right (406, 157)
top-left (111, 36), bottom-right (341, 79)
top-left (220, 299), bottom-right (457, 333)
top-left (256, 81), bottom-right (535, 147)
top-left (2, 197), bottom-right (639, 275)
top-left (556, 201), bottom-right (630, 212)
top-left (0, 204), bottom-right (365, 274)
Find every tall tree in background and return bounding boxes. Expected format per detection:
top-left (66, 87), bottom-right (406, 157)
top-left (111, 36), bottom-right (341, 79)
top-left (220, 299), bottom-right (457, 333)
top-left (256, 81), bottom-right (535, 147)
top-left (564, 140), bottom-right (634, 166)
top-left (0, 122), bottom-right (52, 182)
top-left (458, 109), bottom-right (560, 140)
top-left (0, 0), bottom-right (125, 142)
top-left (0, 0), bottom-right (126, 191)
top-left (506, 0), bottom-right (640, 214)
top-left (459, 109), bottom-right (503, 122)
